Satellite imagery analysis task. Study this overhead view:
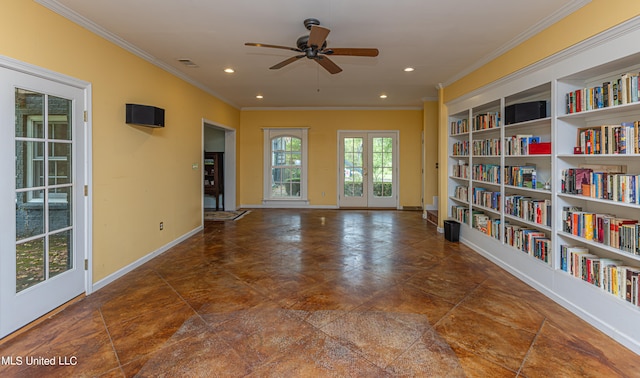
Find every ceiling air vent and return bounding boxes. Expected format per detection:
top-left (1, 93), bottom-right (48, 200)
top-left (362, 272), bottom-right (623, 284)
top-left (177, 59), bottom-right (198, 68)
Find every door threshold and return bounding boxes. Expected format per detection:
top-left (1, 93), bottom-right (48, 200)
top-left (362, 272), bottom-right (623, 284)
top-left (0, 294), bottom-right (85, 344)
top-left (338, 207), bottom-right (396, 210)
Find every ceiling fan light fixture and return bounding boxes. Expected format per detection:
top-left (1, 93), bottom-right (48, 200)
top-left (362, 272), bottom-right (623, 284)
top-left (223, 68), bottom-right (235, 73)
top-left (379, 94), bottom-right (388, 99)
top-left (256, 95), bottom-right (264, 99)
top-left (404, 67), bottom-right (415, 72)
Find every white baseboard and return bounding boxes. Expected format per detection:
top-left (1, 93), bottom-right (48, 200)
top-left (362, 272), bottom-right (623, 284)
top-left (241, 204), bottom-right (338, 209)
top-left (91, 226), bottom-right (203, 293)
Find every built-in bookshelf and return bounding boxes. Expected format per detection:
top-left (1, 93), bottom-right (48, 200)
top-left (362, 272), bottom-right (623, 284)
top-left (447, 82), bottom-right (552, 263)
top-left (445, 18), bottom-right (640, 355)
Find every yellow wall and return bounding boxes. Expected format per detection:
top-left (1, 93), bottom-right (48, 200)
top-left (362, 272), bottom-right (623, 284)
top-left (1, 0), bottom-right (240, 282)
top-left (445, 0), bottom-right (640, 102)
top-left (439, 0), bottom-right (640, 226)
top-left (239, 109), bottom-right (423, 207)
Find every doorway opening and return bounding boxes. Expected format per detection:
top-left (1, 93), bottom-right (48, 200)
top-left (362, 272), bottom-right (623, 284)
top-left (202, 120), bottom-right (236, 216)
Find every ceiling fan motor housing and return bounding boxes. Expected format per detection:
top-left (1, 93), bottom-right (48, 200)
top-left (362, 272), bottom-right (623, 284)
top-left (303, 18), bottom-right (321, 30)
top-left (297, 35), bottom-right (327, 51)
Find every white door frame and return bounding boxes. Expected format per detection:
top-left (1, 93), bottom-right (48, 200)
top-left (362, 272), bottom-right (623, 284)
top-left (0, 56), bottom-right (92, 338)
top-left (337, 130), bottom-right (399, 209)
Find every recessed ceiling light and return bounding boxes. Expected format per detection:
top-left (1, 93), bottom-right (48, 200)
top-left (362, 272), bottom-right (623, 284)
top-left (379, 94), bottom-right (388, 99)
top-left (256, 95), bottom-right (264, 99)
top-left (404, 67), bottom-right (415, 72)
top-left (224, 68), bottom-right (235, 73)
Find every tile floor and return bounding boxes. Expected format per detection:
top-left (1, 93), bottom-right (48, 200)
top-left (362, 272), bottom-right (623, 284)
top-left (1, 209), bottom-right (638, 377)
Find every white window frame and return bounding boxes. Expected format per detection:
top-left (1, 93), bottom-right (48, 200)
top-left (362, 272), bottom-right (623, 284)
top-left (263, 128), bottom-right (309, 207)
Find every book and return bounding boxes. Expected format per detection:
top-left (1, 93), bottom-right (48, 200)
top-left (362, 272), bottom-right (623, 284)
top-left (598, 258), bottom-right (623, 292)
top-left (574, 168), bottom-right (593, 195)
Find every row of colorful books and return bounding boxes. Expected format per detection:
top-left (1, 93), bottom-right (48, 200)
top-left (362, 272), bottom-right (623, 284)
top-left (504, 135), bottom-right (542, 156)
top-left (504, 224), bottom-right (550, 263)
top-left (473, 112), bottom-right (500, 131)
top-left (472, 188), bottom-right (500, 211)
top-left (576, 122), bottom-right (639, 155)
top-left (451, 206), bottom-right (469, 224)
top-left (452, 140), bottom-right (469, 156)
top-left (504, 195), bottom-right (551, 227)
top-left (449, 205), bottom-right (551, 261)
top-left (472, 164), bottom-right (501, 184)
top-left (472, 138), bottom-right (500, 156)
top-left (451, 163), bottom-right (469, 179)
top-left (560, 244), bottom-right (640, 306)
top-left (565, 72), bottom-right (640, 114)
top-left (472, 212), bottom-right (501, 240)
top-left (561, 206), bottom-right (640, 255)
top-left (450, 119), bottom-right (469, 135)
top-left (454, 185), bottom-right (468, 202)
top-left (561, 167), bottom-right (639, 204)
top-left (504, 165), bottom-right (538, 189)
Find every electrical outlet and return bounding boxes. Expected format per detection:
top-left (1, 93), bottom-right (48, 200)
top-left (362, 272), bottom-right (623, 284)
top-left (159, 222), bottom-right (164, 231)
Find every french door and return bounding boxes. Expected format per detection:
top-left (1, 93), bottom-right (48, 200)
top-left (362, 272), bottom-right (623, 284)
top-left (339, 131), bottom-right (398, 208)
top-left (0, 66), bottom-right (87, 337)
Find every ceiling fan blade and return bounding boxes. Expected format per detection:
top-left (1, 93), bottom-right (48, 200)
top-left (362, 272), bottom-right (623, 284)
top-left (270, 55), bottom-right (305, 70)
top-left (308, 25), bottom-right (330, 48)
top-left (324, 48), bottom-right (379, 57)
top-left (245, 43), bottom-right (301, 52)
top-left (315, 56), bottom-right (342, 74)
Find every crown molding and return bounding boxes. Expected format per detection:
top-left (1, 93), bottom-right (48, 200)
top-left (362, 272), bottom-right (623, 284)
top-left (442, 0), bottom-right (592, 88)
top-left (446, 14), bottom-right (640, 106)
top-left (241, 106), bottom-right (422, 111)
top-left (35, 0), bottom-right (240, 109)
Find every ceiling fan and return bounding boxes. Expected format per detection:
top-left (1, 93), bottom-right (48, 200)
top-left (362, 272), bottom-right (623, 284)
top-left (245, 18), bottom-right (379, 74)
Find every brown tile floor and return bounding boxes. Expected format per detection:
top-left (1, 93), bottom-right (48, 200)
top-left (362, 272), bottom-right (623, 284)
top-left (1, 209), bottom-right (639, 377)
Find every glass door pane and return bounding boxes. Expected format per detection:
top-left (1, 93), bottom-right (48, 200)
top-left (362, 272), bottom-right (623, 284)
top-left (14, 89), bottom-right (74, 292)
top-left (371, 137), bottom-right (393, 198)
top-left (343, 137), bottom-right (364, 198)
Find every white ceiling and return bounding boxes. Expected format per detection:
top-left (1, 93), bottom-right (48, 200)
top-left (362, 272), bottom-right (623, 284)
top-left (40, 0), bottom-right (587, 109)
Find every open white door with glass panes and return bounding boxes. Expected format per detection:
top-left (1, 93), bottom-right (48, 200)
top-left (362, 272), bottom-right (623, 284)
top-left (0, 66), bottom-right (87, 338)
top-left (339, 131), bottom-right (398, 208)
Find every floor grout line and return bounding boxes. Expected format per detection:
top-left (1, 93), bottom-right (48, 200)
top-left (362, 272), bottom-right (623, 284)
top-left (431, 277), bottom-right (485, 329)
top-left (155, 271), bottom-right (207, 326)
top-left (516, 317), bottom-right (546, 376)
top-left (98, 308), bottom-right (122, 373)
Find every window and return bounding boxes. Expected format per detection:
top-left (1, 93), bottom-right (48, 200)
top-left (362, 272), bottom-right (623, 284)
top-left (271, 136), bottom-right (301, 197)
top-left (263, 128), bottom-right (308, 205)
